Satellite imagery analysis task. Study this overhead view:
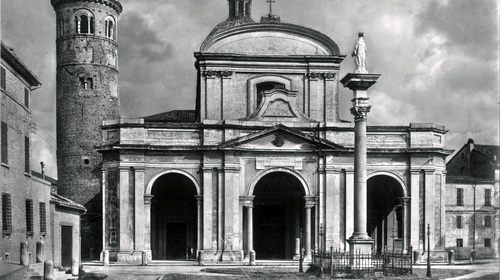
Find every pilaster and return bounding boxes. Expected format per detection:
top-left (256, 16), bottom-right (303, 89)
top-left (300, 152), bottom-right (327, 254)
top-left (119, 167), bottom-right (131, 251)
top-left (134, 167), bottom-right (145, 251)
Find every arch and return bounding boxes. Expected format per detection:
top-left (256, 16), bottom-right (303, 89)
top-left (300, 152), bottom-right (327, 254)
top-left (247, 75), bottom-right (292, 115)
top-left (104, 16), bottom-right (116, 39)
top-left (247, 167), bottom-right (310, 196)
top-left (146, 169), bottom-right (201, 196)
top-left (368, 171), bottom-right (408, 197)
top-left (74, 9), bottom-right (95, 34)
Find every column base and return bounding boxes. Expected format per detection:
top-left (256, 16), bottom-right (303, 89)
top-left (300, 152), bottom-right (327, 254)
top-left (347, 237), bottom-right (374, 254)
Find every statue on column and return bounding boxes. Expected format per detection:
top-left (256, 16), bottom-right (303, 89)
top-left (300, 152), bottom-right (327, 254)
top-left (352, 32), bottom-right (367, 73)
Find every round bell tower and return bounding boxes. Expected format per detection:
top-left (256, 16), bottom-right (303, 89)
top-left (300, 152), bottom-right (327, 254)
top-left (51, 0), bottom-right (122, 259)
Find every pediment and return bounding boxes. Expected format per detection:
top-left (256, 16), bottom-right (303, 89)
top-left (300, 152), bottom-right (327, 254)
top-left (245, 89), bottom-right (315, 122)
top-left (218, 125), bottom-right (344, 151)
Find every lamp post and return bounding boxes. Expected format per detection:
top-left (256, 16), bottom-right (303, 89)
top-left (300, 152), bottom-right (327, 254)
top-left (319, 223), bottom-right (324, 278)
top-left (426, 224), bottom-right (431, 278)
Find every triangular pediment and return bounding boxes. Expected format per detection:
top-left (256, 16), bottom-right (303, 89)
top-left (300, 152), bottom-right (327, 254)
top-left (218, 125), bottom-right (344, 151)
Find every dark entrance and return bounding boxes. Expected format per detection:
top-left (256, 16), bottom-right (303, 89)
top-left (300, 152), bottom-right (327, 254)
top-left (61, 225), bottom-right (73, 268)
top-left (367, 175), bottom-right (404, 254)
top-left (253, 171), bottom-right (304, 259)
top-left (166, 223), bottom-right (187, 259)
top-left (151, 173), bottom-right (197, 260)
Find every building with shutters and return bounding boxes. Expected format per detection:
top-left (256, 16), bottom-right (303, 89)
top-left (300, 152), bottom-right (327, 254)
top-left (445, 139), bottom-right (499, 259)
top-left (1, 41), bottom-right (85, 277)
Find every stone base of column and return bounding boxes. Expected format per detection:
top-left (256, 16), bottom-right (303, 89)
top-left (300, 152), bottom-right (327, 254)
top-left (116, 251), bottom-right (147, 263)
top-left (293, 254), bottom-right (300, 260)
top-left (347, 238), bottom-right (374, 269)
top-left (249, 250), bottom-right (256, 266)
top-left (347, 238), bottom-right (374, 254)
top-left (199, 250), bottom-right (244, 263)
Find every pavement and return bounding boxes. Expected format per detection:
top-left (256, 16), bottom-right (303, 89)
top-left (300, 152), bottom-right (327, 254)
top-left (81, 259), bottom-right (500, 280)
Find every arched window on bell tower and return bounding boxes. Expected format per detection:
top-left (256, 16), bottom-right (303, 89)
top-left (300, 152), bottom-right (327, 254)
top-left (75, 10), bottom-right (95, 35)
top-left (105, 17), bottom-right (115, 39)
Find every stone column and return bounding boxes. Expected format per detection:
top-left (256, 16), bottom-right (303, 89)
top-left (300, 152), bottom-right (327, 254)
top-left (401, 197), bottom-right (410, 252)
top-left (304, 196), bottom-right (316, 259)
top-left (119, 167), bottom-right (131, 251)
top-left (134, 167), bottom-right (145, 251)
top-left (240, 195), bottom-right (254, 264)
top-left (341, 73), bottom-right (380, 254)
top-left (410, 169), bottom-right (422, 250)
top-left (195, 195), bottom-right (203, 252)
top-left (143, 195), bottom-right (153, 253)
top-left (102, 169), bottom-right (107, 251)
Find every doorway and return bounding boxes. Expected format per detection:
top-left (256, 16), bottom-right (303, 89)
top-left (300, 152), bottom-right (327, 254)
top-left (61, 225), bottom-right (73, 268)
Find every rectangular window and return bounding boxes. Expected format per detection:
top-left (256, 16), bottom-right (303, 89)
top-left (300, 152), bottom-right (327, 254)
top-left (26, 199), bottom-right (33, 235)
top-left (484, 216), bottom-right (491, 228)
top-left (39, 202), bottom-right (46, 235)
top-left (24, 88), bottom-right (29, 108)
top-left (456, 216), bottom-right (462, 228)
top-left (485, 189), bottom-right (491, 206)
top-left (1, 122), bottom-right (7, 164)
top-left (456, 239), bottom-right (463, 248)
top-left (24, 136), bottom-right (29, 173)
top-left (485, 238), bottom-right (491, 248)
top-left (1, 67), bottom-right (5, 90)
top-left (456, 188), bottom-right (464, 206)
top-left (1, 193), bottom-right (12, 234)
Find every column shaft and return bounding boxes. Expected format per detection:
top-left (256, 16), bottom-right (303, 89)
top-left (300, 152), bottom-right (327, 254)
top-left (305, 206), bottom-right (312, 257)
top-left (247, 206), bottom-right (253, 251)
top-left (352, 118), bottom-right (368, 238)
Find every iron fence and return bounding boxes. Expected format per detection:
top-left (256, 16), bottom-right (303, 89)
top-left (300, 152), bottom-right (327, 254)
top-left (313, 246), bottom-right (413, 276)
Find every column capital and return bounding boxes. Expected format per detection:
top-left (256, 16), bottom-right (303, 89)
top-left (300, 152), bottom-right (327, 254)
top-left (350, 106), bottom-right (371, 120)
top-left (144, 194), bottom-right (154, 204)
top-left (133, 166), bottom-right (146, 171)
top-left (340, 73), bottom-right (381, 91)
top-left (304, 196), bottom-right (318, 208)
top-left (119, 166), bottom-right (131, 171)
top-left (239, 195), bottom-right (255, 207)
top-left (400, 197), bottom-right (410, 205)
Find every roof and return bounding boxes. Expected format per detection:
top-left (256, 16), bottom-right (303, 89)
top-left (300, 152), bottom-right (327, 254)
top-left (202, 14), bottom-right (341, 56)
top-left (1, 41), bottom-right (42, 88)
top-left (144, 110), bottom-right (197, 123)
top-left (473, 144), bottom-right (500, 160)
top-left (51, 0), bottom-right (122, 14)
top-left (31, 170), bottom-right (58, 185)
top-left (50, 193), bottom-right (86, 213)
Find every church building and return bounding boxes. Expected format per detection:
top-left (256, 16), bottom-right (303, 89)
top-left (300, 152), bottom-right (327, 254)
top-left (51, 0), bottom-right (451, 263)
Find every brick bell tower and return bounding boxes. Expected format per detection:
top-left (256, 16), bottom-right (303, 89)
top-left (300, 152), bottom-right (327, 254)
top-left (51, 0), bottom-right (122, 259)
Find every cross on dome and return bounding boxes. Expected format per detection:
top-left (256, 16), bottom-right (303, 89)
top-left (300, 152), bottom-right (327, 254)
top-left (267, 0), bottom-right (276, 15)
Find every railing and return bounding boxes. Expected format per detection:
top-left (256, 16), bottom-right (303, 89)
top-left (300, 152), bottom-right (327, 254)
top-left (313, 246), bottom-right (413, 277)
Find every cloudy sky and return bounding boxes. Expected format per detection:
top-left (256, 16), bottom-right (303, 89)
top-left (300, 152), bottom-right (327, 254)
top-left (2, 0), bottom-right (498, 177)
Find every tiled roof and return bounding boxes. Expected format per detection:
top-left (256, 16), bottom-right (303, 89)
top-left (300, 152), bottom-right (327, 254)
top-left (50, 193), bottom-right (86, 213)
top-left (144, 110), bottom-right (197, 123)
top-left (474, 144), bottom-right (500, 160)
top-left (1, 41), bottom-right (42, 88)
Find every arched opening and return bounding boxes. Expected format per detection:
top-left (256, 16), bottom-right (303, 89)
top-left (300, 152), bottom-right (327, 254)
top-left (151, 173), bottom-right (197, 260)
top-left (256, 82), bottom-right (285, 108)
top-left (367, 175), bottom-right (404, 254)
top-left (252, 171), bottom-right (305, 259)
top-left (80, 15), bottom-right (89, 33)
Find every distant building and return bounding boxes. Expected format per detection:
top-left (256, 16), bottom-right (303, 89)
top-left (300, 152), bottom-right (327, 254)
top-left (1, 41), bottom-right (85, 277)
top-left (445, 139), bottom-right (499, 259)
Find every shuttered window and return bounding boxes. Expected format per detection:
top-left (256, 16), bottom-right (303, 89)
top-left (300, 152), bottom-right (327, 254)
top-left (26, 199), bottom-right (33, 235)
top-left (485, 189), bottom-right (491, 206)
top-left (39, 202), bottom-right (46, 235)
top-left (1, 193), bottom-right (12, 234)
top-left (1, 122), bottom-right (7, 164)
top-left (456, 188), bottom-right (464, 206)
top-left (456, 216), bottom-right (462, 228)
top-left (1, 67), bottom-right (5, 90)
top-left (24, 136), bottom-right (29, 173)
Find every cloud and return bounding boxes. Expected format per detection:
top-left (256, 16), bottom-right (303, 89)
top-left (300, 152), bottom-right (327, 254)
top-left (119, 12), bottom-right (172, 63)
top-left (415, 0), bottom-right (498, 61)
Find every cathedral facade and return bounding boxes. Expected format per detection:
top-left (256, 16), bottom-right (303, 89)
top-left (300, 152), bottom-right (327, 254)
top-left (51, 0), bottom-right (452, 263)
top-left (96, 1), bottom-right (451, 263)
